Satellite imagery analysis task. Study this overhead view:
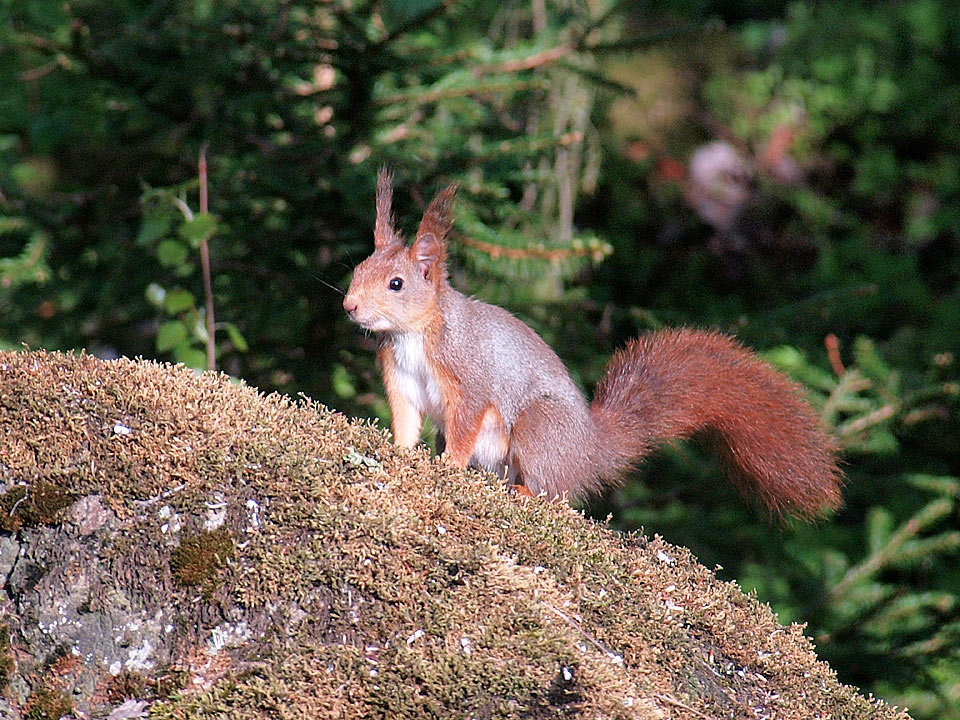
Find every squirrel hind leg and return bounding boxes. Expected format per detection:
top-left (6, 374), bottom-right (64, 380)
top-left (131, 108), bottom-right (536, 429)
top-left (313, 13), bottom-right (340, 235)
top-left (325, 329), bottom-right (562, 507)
top-left (508, 395), bottom-right (608, 501)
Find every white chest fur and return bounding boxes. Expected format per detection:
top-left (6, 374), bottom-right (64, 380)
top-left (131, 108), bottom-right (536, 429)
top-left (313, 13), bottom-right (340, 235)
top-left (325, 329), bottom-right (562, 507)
top-left (388, 333), bottom-right (512, 480)
top-left (390, 333), bottom-right (445, 427)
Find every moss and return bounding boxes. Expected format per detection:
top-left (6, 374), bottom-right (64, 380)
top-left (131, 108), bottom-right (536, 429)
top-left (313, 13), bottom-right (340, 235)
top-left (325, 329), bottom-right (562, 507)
top-left (153, 669), bottom-right (191, 701)
top-left (171, 527), bottom-right (235, 593)
top-left (106, 669), bottom-right (188, 703)
top-left (1, 350), bottom-right (909, 720)
top-left (0, 625), bottom-right (12, 689)
top-left (24, 683), bottom-right (73, 720)
top-left (0, 481), bottom-right (74, 532)
top-left (43, 644), bottom-right (73, 669)
top-left (105, 670), bottom-right (151, 704)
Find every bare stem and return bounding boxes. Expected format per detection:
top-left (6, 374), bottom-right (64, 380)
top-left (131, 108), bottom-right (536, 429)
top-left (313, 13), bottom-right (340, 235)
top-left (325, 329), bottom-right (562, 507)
top-left (198, 142), bottom-right (216, 372)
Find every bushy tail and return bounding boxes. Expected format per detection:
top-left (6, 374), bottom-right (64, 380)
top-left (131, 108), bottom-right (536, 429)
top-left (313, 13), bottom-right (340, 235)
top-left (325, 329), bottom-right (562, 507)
top-left (589, 328), bottom-right (843, 518)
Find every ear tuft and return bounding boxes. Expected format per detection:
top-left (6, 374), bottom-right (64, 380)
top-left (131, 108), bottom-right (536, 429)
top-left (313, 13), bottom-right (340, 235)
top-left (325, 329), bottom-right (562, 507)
top-left (417, 184), bottom-right (458, 243)
top-left (412, 183), bottom-right (457, 283)
top-left (374, 167), bottom-right (400, 249)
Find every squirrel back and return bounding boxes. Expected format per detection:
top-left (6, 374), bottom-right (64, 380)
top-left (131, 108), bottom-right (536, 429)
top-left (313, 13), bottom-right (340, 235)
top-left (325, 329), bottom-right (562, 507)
top-left (343, 171), bottom-right (843, 518)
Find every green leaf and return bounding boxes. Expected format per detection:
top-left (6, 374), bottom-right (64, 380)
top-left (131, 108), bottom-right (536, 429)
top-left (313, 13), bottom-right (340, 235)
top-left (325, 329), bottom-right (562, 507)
top-left (179, 213), bottom-right (216, 248)
top-left (0, 135), bottom-right (19, 153)
top-left (156, 320), bottom-right (188, 352)
top-left (856, 427), bottom-right (899, 455)
top-left (164, 289), bottom-right (195, 314)
top-left (821, 549), bottom-right (851, 588)
top-left (137, 211), bottom-right (173, 245)
top-left (174, 345), bottom-right (209, 370)
top-left (156, 239), bottom-right (189, 267)
top-left (25, 0), bottom-right (70, 30)
top-left (332, 364), bottom-right (356, 399)
top-left (894, 534), bottom-right (960, 567)
top-left (224, 322), bottom-right (248, 352)
top-left (10, 159), bottom-right (57, 194)
top-left (0, 230), bottom-right (51, 287)
top-left (173, 261), bottom-right (196, 278)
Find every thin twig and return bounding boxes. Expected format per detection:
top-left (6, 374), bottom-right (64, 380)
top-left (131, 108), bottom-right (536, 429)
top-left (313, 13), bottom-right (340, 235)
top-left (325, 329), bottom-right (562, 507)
top-left (825, 333), bottom-right (845, 377)
top-left (19, 58), bottom-right (61, 81)
top-left (198, 142), bottom-right (216, 372)
top-left (170, 195), bottom-right (194, 222)
top-left (542, 603), bottom-right (620, 661)
top-left (653, 693), bottom-right (713, 720)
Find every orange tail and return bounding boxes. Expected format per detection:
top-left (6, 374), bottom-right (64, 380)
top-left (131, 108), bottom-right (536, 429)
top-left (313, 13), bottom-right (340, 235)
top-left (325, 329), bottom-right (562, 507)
top-left (590, 328), bottom-right (843, 518)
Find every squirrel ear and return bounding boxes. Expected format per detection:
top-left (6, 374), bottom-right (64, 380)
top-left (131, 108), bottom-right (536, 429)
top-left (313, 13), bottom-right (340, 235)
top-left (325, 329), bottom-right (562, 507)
top-left (374, 167), bottom-right (400, 249)
top-left (412, 231), bottom-right (444, 281)
top-left (412, 183), bottom-right (457, 282)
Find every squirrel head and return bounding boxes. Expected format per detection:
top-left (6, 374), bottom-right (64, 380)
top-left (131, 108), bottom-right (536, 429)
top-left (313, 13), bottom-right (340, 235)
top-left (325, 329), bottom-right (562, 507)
top-left (343, 169), bottom-right (458, 333)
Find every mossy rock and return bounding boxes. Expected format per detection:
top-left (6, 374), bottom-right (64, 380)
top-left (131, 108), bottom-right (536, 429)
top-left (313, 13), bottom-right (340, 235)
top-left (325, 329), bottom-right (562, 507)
top-left (0, 350), bottom-right (907, 719)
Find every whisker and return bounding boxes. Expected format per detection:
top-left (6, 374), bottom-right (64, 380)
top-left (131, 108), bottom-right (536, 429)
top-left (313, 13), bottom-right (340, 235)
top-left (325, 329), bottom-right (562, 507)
top-left (306, 271), bottom-right (346, 296)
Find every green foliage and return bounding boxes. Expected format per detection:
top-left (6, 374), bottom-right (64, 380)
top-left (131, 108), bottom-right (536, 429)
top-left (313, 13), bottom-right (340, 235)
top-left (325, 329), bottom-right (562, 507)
top-left (0, 0), bottom-right (615, 386)
top-left (138, 181), bottom-right (241, 369)
top-left (585, 2), bottom-right (960, 716)
top-left (0, 218), bottom-right (50, 290)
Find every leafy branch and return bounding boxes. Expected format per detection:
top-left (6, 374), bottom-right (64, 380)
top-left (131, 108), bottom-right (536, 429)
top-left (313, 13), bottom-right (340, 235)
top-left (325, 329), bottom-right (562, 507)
top-left (138, 148), bottom-right (245, 371)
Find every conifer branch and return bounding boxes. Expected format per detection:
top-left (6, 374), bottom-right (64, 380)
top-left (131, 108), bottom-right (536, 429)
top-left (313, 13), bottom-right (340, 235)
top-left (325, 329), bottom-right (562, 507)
top-left (459, 234), bottom-right (606, 263)
top-left (371, 0), bottom-right (456, 49)
top-left (473, 44), bottom-right (574, 75)
top-left (376, 79), bottom-right (546, 106)
top-left (836, 404), bottom-right (897, 440)
top-left (829, 499), bottom-right (954, 600)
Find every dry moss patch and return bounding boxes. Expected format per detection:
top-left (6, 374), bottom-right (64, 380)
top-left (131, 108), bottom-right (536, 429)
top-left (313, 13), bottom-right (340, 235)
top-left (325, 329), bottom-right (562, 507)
top-left (23, 684), bottom-right (73, 720)
top-left (0, 481), bottom-right (75, 531)
top-left (0, 350), bottom-right (907, 719)
top-left (171, 527), bottom-right (235, 593)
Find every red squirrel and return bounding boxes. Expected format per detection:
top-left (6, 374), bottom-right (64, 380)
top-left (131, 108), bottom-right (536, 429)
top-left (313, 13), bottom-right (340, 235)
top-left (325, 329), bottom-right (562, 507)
top-left (343, 170), bottom-right (843, 517)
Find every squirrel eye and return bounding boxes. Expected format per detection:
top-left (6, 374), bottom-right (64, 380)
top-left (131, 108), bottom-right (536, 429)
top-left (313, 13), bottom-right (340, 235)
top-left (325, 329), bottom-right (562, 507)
top-left (389, 277), bottom-right (404, 292)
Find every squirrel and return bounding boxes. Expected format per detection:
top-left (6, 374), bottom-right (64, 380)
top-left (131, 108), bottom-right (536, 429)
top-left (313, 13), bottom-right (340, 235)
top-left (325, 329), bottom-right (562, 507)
top-left (343, 170), bottom-right (843, 517)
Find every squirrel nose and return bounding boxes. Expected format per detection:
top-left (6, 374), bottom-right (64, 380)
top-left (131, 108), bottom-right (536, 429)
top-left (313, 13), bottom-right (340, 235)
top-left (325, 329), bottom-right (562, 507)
top-left (343, 295), bottom-right (359, 316)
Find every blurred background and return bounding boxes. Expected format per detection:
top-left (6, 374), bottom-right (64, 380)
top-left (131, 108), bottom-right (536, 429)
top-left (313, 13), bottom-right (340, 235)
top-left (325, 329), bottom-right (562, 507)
top-left (2, 0), bottom-right (959, 715)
